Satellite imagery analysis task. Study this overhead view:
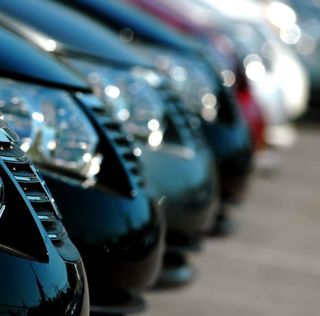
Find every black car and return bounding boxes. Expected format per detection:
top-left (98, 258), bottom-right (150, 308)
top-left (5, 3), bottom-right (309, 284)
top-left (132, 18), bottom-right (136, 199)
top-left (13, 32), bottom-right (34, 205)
top-left (0, 119), bottom-right (89, 315)
top-left (58, 0), bottom-right (253, 235)
top-left (0, 0), bottom-right (220, 286)
top-left (0, 24), bottom-right (164, 314)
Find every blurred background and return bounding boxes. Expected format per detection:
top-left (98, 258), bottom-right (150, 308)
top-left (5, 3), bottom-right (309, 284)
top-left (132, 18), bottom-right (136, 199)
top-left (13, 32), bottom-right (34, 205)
top-left (142, 0), bottom-right (320, 315)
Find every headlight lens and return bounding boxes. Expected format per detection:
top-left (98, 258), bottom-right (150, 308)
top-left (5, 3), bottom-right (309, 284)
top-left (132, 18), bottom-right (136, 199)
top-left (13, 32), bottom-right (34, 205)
top-left (64, 58), bottom-right (166, 146)
top-left (135, 46), bottom-right (219, 122)
top-left (0, 79), bottom-right (100, 179)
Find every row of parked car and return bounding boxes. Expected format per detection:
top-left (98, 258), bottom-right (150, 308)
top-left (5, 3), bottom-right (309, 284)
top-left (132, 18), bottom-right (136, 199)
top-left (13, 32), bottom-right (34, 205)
top-left (0, 0), bottom-right (310, 315)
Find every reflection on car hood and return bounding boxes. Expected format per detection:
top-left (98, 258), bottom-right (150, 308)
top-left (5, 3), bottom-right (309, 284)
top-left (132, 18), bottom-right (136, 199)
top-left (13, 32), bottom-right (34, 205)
top-left (0, 0), bottom-right (153, 68)
top-left (0, 23), bottom-right (90, 91)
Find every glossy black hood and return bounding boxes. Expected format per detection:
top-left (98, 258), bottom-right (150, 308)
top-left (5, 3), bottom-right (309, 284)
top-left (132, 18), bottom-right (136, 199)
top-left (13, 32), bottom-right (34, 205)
top-left (0, 0), bottom-right (152, 68)
top-left (55, 0), bottom-right (199, 53)
top-left (0, 24), bottom-right (90, 91)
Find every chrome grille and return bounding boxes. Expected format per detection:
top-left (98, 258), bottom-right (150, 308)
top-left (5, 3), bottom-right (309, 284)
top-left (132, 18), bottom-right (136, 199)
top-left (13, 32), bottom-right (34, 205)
top-left (94, 108), bottom-right (144, 188)
top-left (156, 83), bottom-right (197, 147)
top-left (0, 147), bottom-right (66, 245)
top-left (76, 94), bottom-right (144, 189)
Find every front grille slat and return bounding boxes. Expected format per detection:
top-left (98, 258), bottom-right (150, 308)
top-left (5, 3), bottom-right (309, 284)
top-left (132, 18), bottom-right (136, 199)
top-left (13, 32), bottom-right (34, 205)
top-left (104, 129), bottom-right (125, 141)
top-left (14, 175), bottom-right (38, 183)
top-left (43, 220), bottom-right (67, 241)
top-left (116, 146), bottom-right (133, 157)
top-left (10, 165), bottom-right (39, 183)
top-left (26, 194), bottom-right (50, 203)
top-left (114, 138), bottom-right (129, 147)
top-left (36, 210), bottom-right (56, 221)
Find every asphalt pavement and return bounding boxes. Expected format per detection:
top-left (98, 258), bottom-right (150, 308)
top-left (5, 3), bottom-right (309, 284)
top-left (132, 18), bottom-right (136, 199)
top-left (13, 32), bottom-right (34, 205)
top-left (145, 126), bottom-right (320, 316)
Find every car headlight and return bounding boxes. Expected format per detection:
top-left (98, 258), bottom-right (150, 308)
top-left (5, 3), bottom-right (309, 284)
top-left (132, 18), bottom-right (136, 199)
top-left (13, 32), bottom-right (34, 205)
top-left (134, 45), bottom-right (220, 123)
top-left (0, 78), bottom-right (100, 180)
top-left (63, 57), bottom-right (166, 147)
